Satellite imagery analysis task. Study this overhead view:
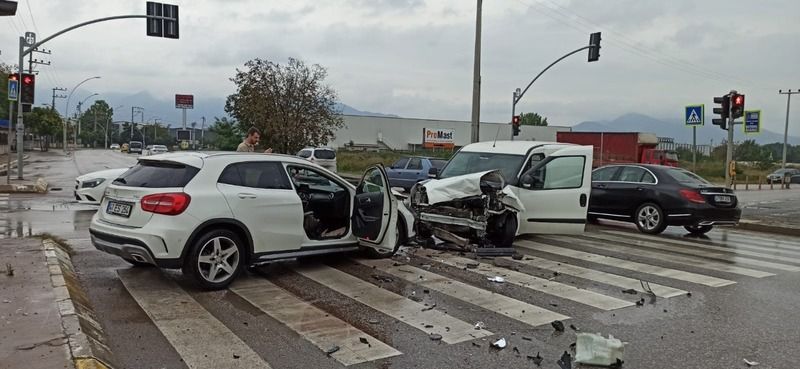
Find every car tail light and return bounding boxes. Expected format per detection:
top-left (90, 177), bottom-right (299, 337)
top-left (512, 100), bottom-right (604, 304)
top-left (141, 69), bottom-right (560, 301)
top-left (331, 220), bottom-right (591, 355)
top-left (679, 189), bottom-right (705, 204)
top-left (140, 193), bottom-right (191, 215)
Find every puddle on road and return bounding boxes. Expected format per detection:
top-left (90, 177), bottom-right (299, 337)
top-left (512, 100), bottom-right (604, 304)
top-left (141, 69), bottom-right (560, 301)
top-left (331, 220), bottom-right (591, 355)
top-left (0, 209), bottom-right (97, 239)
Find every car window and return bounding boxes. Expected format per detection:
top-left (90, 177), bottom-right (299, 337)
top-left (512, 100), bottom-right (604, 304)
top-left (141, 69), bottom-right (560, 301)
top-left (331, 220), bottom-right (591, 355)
top-left (407, 158), bottom-right (423, 170)
top-left (430, 159), bottom-right (447, 169)
top-left (666, 168), bottom-right (710, 185)
top-left (642, 170), bottom-right (656, 184)
top-left (392, 158), bottom-right (409, 169)
top-left (113, 161), bottom-right (199, 188)
top-left (287, 166), bottom-right (340, 191)
top-left (527, 156), bottom-right (585, 190)
top-left (618, 166), bottom-right (647, 183)
top-left (297, 150), bottom-right (312, 158)
top-left (362, 167), bottom-right (385, 193)
top-left (592, 167), bottom-right (618, 181)
top-left (218, 162), bottom-right (292, 190)
top-left (313, 149), bottom-right (336, 160)
top-left (439, 152), bottom-right (526, 183)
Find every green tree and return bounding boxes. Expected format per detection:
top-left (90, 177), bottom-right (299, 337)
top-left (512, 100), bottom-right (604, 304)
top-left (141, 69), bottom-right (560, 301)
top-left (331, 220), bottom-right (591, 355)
top-left (78, 100), bottom-right (113, 148)
top-left (520, 112), bottom-right (548, 126)
top-left (225, 57), bottom-right (344, 154)
top-left (25, 107), bottom-right (62, 151)
top-left (735, 139), bottom-right (768, 162)
top-left (209, 117), bottom-right (242, 151)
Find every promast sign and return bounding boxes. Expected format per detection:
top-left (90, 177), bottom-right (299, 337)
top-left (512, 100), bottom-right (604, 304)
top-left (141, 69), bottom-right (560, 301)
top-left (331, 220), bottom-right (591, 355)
top-left (422, 128), bottom-right (455, 149)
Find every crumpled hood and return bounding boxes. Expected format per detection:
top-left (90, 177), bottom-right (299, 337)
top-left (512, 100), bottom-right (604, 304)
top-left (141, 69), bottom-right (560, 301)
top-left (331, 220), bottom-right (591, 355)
top-left (415, 170), bottom-right (525, 211)
top-left (76, 167), bottom-right (129, 182)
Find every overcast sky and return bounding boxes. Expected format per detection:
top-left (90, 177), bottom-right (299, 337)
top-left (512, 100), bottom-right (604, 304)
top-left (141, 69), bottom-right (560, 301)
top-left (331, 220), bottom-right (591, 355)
top-left (2, 0), bottom-right (798, 132)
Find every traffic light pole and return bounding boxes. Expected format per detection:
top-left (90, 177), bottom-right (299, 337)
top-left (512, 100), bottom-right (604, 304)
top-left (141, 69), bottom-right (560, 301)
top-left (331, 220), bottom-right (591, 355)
top-left (511, 91), bottom-right (517, 141)
top-left (725, 90), bottom-right (735, 188)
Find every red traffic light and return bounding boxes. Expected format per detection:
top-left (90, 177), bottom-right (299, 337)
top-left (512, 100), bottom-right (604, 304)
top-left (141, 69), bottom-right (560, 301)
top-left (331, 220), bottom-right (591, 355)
top-left (512, 115), bottom-right (520, 124)
top-left (8, 73), bottom-right (18, 81)
top-left (732, 94), bottom-right (744, 107)
top-left (22, 75), bottom-right (33, 84)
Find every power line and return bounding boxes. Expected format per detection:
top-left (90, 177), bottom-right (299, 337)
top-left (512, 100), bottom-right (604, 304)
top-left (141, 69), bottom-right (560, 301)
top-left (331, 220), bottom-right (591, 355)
top-left (24, 0), bottom-right (39, 33)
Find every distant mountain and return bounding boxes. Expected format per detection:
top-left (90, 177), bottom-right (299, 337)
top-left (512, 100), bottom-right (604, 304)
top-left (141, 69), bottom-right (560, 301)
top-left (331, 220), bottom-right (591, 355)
top-left (335, 103), bottom-right (399, 118)
top-left (572, 113), bottom-right (800, 145)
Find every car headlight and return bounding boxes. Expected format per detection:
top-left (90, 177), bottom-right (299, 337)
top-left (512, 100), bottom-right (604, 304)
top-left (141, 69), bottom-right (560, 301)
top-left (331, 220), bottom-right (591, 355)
top-left (81, 178), bottom-right (106, 188)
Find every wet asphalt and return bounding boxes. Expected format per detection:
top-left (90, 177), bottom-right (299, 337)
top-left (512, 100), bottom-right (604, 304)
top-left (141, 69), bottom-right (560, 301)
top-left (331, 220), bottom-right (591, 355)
top-left (1, 149), bottom-right (799, 369)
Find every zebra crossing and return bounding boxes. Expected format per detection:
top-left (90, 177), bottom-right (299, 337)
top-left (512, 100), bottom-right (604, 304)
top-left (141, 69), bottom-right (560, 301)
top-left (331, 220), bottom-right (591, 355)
top-left (111, 227), bottom-right (800, 368)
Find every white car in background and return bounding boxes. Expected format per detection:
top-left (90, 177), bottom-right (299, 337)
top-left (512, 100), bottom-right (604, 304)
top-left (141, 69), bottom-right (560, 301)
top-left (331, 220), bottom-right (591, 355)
top-left (89, 153), bottom-right (414, 289)
top-left (144, 144), bottom-right (168, 156)
top-left (75, 167), bottom-right (129, 205)
top-left (297, 147), bottom-right (337, 173)
top-left (109, 143), bottom-right (120, 150)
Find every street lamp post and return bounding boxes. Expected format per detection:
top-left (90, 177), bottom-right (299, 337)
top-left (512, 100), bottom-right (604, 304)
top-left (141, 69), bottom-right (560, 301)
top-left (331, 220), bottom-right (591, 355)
top-left (64, 76), bottom-right (101, 153)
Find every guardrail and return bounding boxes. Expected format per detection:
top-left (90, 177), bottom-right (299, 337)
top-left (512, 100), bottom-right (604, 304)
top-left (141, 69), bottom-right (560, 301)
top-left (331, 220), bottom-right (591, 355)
top-left (732, 175), bottom-right (793, 190)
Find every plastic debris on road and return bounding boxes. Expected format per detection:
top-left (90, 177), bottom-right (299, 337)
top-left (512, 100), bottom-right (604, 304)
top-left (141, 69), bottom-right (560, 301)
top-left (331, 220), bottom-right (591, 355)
top-left (474, 321), bottom-right (486, 330)
top-left (744, 358), bottom-right (759, 367)
top-left (575, 333), bottom-right (626, 367)
top-left (487, 276), bottom-right (505, 283)
top-left (557, 351), bottom-right (573, 369)
top-left (491, 338), bottom-right (507, 349)
top-left (551, 320), bottom-right (566, 332)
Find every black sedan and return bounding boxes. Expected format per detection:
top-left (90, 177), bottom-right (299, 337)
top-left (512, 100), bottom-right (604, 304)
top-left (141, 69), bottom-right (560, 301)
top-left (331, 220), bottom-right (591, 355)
top-left (588, 164), bottom-right (741, 235)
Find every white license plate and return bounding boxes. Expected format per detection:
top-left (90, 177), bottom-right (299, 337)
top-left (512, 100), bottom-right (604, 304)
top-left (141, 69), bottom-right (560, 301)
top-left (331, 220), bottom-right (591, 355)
top-left (106, 201), bottom-right (132, 217)
top-left (714, 195), bottom-right (732, 203)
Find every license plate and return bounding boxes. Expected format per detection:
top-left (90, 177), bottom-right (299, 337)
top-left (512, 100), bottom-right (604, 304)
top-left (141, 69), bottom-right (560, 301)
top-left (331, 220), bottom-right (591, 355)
top-left (714, 195), bottom-right (732, 203)
top-left (106, 201), bottom-right (132, 217)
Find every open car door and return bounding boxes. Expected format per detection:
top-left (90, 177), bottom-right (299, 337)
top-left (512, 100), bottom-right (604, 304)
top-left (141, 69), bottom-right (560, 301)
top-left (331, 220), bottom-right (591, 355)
top-left (352, 165), bottom-right (398, 252)
top-left (515, 145), bottom-right (593, 235)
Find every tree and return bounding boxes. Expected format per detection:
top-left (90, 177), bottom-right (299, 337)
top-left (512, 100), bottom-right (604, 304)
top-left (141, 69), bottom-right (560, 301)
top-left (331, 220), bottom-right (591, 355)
top-left (209, 117), bottom-right (242, 150)
top-left (735, 139), bottom-right (768, 162)
top-left (78, 100), bottom-right (113, 148)
top-left (25, 107), bottom-right (62, 151)
top-left (225, 58), bottom-right (344, 154)
top-left (520, 112), bottom-right (548, 126)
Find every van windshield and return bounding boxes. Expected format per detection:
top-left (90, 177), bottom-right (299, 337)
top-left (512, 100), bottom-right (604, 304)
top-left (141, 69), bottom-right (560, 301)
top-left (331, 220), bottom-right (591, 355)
top-left (438, 151), bottom-right (526, 183)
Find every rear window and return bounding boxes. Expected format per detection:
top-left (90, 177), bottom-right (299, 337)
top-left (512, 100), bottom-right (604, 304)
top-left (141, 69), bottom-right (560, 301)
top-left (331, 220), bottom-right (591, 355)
top-left (130, 141), bottom-right (143, 148)
top-left (666, 169), bottom-right (709, 185)
top-left (430, 159), bottom-right (447, 169)
top-left (113, 161), bottom-right (200, 188)
top-left (314, 149), bottom-right (336, 160)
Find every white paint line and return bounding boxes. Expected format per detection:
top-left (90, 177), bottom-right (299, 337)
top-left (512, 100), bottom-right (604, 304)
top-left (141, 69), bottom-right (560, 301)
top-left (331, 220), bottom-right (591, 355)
top-left (295, 264), bottom-right (492, 344)
top-left (118, 269), bottom-right (272, 369)
top-left (230, 277), bottom-right (401, 366)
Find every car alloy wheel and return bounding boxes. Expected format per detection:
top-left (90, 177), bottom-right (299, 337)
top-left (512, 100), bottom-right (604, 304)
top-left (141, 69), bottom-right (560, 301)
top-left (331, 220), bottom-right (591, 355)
top-left (635, 203), bottom-right (666, 234)
top-left (197, 236), bottom-right (241, 284)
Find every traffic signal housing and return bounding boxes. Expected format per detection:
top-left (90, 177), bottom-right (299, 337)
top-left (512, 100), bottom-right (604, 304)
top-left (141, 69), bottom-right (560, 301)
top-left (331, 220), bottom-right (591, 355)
top-left (512, 115), bottom-right (520, 136)
top-left (20, 73), bottom-right (34, 105)
top-left (0, 1), bottom-right (17, 16)
top-left (146, 2), bottom-right (179, 38)
top-left (731, 93), bottom-right (745, 119)
top-left (588, 32), bottom-right (601, 62)
top-left (712, 95), bottom-right (729, 130)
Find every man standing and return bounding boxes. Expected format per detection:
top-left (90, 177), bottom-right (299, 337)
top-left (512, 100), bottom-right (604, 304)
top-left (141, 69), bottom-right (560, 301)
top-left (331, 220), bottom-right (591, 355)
top-left (237, 126), bottom-right (273, 153)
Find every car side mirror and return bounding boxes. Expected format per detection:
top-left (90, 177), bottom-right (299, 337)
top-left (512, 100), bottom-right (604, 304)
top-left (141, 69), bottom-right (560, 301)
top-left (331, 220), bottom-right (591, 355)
top-left (428, 167), bottom-right (439, 179)
top-left (520, 171), bottom-right (542, 189)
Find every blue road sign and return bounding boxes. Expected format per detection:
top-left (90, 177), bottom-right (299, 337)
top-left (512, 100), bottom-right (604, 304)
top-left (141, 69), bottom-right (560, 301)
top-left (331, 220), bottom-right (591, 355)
top-left (744, 110), bottom-right (761, 134)
top-left (685, 104), bottom-right (704, 126)
top-left (8, 79), bottom-right (18, 101)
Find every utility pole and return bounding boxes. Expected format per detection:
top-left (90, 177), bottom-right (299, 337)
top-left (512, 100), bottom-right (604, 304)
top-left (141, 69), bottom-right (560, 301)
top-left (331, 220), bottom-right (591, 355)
top-left (469, 0), bottom-right (482, 143)
top-left (725, 90), bottom-right (736, 187)
top-left (779, 89), bottom-right (799, 169)
top-left (51, 87), bottom-right (66, 113)
top-left (200, 116), bottom-right (205, 149)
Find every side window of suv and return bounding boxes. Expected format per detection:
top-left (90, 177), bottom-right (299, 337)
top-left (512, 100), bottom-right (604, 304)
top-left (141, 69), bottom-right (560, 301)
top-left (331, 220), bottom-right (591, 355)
top-left (218, 162), bottom-right (292, 190)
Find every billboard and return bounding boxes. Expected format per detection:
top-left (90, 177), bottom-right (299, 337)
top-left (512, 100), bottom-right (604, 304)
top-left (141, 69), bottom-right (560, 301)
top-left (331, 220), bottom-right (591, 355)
top-left (422, 128), bottom-right (455, 149)
top-left (175, 94), bottom-right (194, 109)
top-left (176, 129), bottom-right (191, 141)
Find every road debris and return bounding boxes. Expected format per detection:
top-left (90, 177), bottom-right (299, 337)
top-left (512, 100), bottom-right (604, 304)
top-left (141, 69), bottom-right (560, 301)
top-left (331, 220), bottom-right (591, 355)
top-left (621, 288), bottom-right (637, 295)
top-left (522, 336), bottom-right (533, 341)
top-left (557, 351), bottom-right (573, 369)
top-left (570, 324), bottom-right (580, 331)
top-left (5, 263), bottom-right (13, 276)
top-left (513, 346), bottom-right (520, 355)
top-left (421, 303), bottom-right (437, 312)
top-left (359, 337), bottom-right (369, 345)
top-left (551, 320), bottom-right (566, 332)
top-left (368, 319), bottom-right (380, 324)
top-left (512, 254), bottom-right (524, 260)
top-left (424, 324), bottom-right (434, 328)
top-left (325, 346), bottom-right (340, 356)
top-left (743, 358), bottom-right (759, 367)
top-left (635, 298), bottom-right (645, 307)
top-left (472, 342), bottom-right (482, 348)
top-left (371, 274), bottom-right (394, 283)
top-left (687, 292), bottom-right (692, 297)
top-left (527, 352), bottom-right (544, 366)
top-left (575, 333), bottom-right (626, 367)
top-left (487, 276), bottom-right (505, 283)
top-left (465, 261), bottom-right (480, 269)
top-left (491, 338), bottom-right (507, 349)
top-left (429, 333), bottom-right (443, 341)
top-left (474, 321), bottom-right (486, 330)
top-left (233, 354), bottom-right (240, 359)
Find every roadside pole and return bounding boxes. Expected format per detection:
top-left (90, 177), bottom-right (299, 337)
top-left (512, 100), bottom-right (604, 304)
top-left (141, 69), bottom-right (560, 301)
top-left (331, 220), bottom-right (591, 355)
top-left (779, 89), bottom-right (798, 169)
top-left (725, 90), bottom-right (735, 187)
top-left (510, 91), bottom-right (516, 141)
top-left (7, 101), bottom-right (12, 183)
top-left (692, 126), bottom-right (696, 172)
top-left (469, 0), bottom-right (482, 143)
top-left (16, 36), bottom-right (24, 179)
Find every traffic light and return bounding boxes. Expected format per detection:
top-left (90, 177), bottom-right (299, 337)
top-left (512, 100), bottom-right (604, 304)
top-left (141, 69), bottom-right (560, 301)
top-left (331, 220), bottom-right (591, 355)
top-left (146, 2), bottom-right (179, 38)
top-left (512, 115), bottom-right (520, 136)
top-left (712, 95), bottom-right (729, 130)
top-left (731, 93), bottom-right (745, 119)
top-left (0, 1), bottom-right (17, 16)
top-left (588, 32), bottom-right (601, 62)
top-left (20, 73), bottom-right (34, 105)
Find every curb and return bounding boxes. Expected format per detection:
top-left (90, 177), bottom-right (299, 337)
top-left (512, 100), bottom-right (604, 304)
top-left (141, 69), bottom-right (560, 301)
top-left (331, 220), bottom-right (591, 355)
top-left (737, 220), bottom-right (800, 237)
top-left (43, 239), bottom-right (116, 369)
top-left (0, 177), bottom-right (48, 193)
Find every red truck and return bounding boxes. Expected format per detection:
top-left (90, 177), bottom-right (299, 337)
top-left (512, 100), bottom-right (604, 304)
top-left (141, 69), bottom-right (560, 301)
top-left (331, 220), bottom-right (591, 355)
top-left (556, 132), bottom-right (679, 168)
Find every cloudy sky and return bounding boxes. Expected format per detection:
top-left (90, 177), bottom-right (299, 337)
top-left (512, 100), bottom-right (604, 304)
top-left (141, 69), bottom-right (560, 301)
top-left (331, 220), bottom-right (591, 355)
top-left (2, 0), bottom-right (798, 132)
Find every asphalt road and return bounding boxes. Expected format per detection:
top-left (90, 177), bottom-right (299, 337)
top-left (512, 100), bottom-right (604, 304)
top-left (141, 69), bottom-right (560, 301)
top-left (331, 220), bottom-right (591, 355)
top-left (2, 150), bottom-right (800, 369)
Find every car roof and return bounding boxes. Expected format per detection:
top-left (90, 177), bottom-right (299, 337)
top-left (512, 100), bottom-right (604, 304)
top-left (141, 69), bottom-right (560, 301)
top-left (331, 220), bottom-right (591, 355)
top-left (140, 151), bottom-right (318, 168)
top-left (460, 140), bottom-right (573, 155)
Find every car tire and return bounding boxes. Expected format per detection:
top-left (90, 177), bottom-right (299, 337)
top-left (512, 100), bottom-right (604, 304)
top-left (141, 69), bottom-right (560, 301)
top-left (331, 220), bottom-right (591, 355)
top-left (182, 229), bottom-right (245, 290)
top-left (634, 203), bottom-right (667, 234)
top-left (364, 218), bottom-right (406, 259)
top-left (490, 212), bottom-right (518, 247)
top-left (684, 225), bottom-right (713, 235)
top-left (122, 257), bottom-right (153, 268)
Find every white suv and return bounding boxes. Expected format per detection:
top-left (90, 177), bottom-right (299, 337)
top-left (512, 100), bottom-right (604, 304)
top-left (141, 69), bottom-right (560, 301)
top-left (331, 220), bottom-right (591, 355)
top-left (90, 152), bottom-right (413, 289)
top-left (297, 147), bottom-right (337, 173)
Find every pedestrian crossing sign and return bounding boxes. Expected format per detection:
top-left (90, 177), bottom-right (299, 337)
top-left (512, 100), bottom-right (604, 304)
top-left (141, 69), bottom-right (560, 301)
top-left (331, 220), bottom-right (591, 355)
top-left (685, 104), bottom-right (704, 126)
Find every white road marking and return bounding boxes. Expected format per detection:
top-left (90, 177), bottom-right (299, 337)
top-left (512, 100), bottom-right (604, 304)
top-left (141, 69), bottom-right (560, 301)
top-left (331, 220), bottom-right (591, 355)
top-left (515, 240), bottom-right (735, 287)
top-left (118, 269), bottom-right (272, 369)
top-left (295, 264), bottom-right (492, 344)
top-left (356, 258), bottom-right (569, 327)
top-left (230, 277), bottom-right (401, 366)
top-left (420, 253), bottom-right (633, 310)
top-left (543, 235), bottom-right (777, 277)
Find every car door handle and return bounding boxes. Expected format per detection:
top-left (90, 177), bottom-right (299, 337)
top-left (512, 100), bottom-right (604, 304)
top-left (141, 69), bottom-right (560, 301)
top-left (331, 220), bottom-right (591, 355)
top-left (237, 193), bottom-right (257, 199)
top-left (636, 187), bottom-right (644, 191)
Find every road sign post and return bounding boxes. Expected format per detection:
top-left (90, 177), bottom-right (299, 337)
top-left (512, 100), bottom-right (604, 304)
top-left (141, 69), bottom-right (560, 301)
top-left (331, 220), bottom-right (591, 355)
top-left (175, 94), bottom-right (193, 149)
top-left (685, 104), bottom-right (704, 172)
top-left (743, 110), bottom-right (761, 135)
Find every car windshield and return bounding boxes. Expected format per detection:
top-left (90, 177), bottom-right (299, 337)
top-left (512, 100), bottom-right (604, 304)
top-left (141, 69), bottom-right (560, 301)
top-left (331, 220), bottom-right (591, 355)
top-left (438, 151), bottom-right (526, 182)
top-left (297, 150), bottom-right (312, 158)
top-left (430, 159), bottom-right (447, 169)
top-left (666, 168), bottom-right (710, 185)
